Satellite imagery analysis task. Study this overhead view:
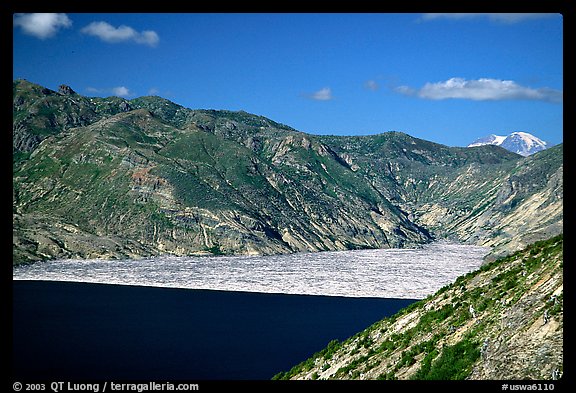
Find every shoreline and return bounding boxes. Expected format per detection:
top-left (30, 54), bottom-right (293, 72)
top-left (12, 278), bottom-right (423, 301)
top-left (12, 243), bottom-right (488, 300)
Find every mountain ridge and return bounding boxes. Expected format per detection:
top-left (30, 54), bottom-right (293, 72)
top-left (12, 80), bottom-right (563, 382)
top-left (12, 80), bottom-right (563, 264)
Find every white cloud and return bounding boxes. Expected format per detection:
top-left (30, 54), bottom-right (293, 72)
top-left (80, 21), bottom-right (159, 47)
top-left (86, 87), bottom-right (104, 94)
top-left (420, 13), bottom-right (558, 24)
top-left (396, 78), bottom-right (562, 103)
top-left (307, 87), bottom-right (333, 101)
top-left (13, 13), bottom-right (72, 39)
top-left (364, 80), bottom-right (380, 91)
top-left (85, 86), bottom-right (133, 97)
top-left (394, 85), bottom-right (416, 96)
top-left (111, 86), bottom-right (132, 97)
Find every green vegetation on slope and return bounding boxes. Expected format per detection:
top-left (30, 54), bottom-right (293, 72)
top-left (12, 80), bottom-right (562, 264)
top-left (275, 235), bottom-right (563, 380)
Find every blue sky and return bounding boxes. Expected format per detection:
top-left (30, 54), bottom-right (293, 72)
top-left (13, 13), bottom-right (563, 147)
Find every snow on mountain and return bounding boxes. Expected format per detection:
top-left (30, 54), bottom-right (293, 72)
top-left (468, 134), bottom-right (506, 147)
top-left (468, 132), bottom-right (547, 156)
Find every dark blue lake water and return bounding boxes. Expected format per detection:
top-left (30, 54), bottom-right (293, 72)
top-left (12, 280), bottom-right (417, 380)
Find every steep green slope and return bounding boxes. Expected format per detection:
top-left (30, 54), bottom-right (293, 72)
top-left (13, 85), bottom-right (433, 264)
top-left (275, 235), bottom-right (563, 380)
top-left (12, 80), bottom-right (563, 264)
top-left (413, 144), bottom-right (563, 260)
top-left (13, 79), bottom-right (129, 155)
top-left (320, 132), bottom-right (563, 258)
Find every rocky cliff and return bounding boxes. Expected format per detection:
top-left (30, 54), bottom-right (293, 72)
top-left (12, 80), bottom-right (563, 264)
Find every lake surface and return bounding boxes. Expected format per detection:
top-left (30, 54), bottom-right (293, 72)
top-left (13, 280), bottom-right (416, 380)
top-left (13, 242), bottom-right (489, 299)
top-left (12, 243), bottom-right (489, 380)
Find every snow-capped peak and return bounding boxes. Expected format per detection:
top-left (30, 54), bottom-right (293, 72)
top-left (506, 132), bottom-right (547, 150)
top-left (468, 134), bottom-right (506, 147)
top-left (467, 132), bottom-right (548, 156)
